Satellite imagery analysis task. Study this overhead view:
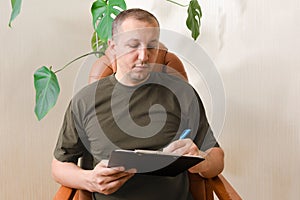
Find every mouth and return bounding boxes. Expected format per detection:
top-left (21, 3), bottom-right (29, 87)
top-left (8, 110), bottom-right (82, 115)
top-left (133, 64), bottom-right (149, 70)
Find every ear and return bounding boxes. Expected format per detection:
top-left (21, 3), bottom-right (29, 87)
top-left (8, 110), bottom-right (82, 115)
top-left (106, 39), bottom-right (117, 56)
top-left (107, 39), bottom-right (116, 52)
top-left (105, 39), bottom-right (117, 64)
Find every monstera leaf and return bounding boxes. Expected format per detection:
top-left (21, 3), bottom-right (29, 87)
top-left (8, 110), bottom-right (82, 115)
top-left (9, 0), bottom-right (22, 27)
top-left (34, 66), bottom-right (60, 121)
top-left (91, 0), bottom-right (127, 42)
top-left (186, 0), bottom-right (202, 40)
top-left (91, 31), bottom-right (108, 57)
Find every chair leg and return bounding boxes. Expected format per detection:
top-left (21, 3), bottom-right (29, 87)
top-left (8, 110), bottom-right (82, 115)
top-left (188, 172), bottom-right (208, 200)
top-left (204, 179), bottom-right (214, 200)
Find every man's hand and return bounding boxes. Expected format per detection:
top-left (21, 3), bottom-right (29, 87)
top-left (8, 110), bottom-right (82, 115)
top-left (163, 139), bottom-right (224, 177)
top-left (163, 138), bottom-right (200, 156)
top-left (163, 139), bottom-right (203, 173)
top-left (88, 160), bottom-right (136, 195)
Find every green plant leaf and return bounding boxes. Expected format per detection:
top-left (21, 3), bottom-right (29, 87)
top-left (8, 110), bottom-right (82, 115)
top-left (34, 66), bottom-right (60, 121)
top-left (91, 31), bottom-right (108, 57)
top-left (91, 0), bottom-right (127, 42)
top-left (186, 0), bottom-right (202, 40)
top-left (9, 0), bottom-right (22, 27)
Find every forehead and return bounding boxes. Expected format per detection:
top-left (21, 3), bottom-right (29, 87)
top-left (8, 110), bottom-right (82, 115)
top-left (115, 18), bottom-right (160, 42)
top-left (120, 17), bottom-right (158, 31)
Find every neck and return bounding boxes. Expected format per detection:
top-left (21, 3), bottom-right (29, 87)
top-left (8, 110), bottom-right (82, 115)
top-left (115, 72), bottom-right (151, 86)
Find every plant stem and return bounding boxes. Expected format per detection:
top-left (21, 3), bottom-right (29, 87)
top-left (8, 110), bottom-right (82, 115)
top-left (54, 51), bottom-right (100, 74)
top-left (165, 0), bottom-right (188, 7)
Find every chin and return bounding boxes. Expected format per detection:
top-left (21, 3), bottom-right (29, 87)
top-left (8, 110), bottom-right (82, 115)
top-left (131, 72), bottom-right (150, 82)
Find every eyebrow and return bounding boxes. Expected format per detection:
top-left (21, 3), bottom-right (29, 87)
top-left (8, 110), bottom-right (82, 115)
top-left (149, 39), bottom-right (159, 43)
top-left (126, 38), bottom-right (159, 44)
top-left (126, 39), bottom-right (139, 43)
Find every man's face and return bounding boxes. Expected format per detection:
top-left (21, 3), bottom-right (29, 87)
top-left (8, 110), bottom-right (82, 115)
top-left (111, 18), bottom-right (160, 86)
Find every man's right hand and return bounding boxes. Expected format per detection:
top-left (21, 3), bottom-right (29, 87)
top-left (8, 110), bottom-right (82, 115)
top-left (87, 160), bottom-right (136, 195)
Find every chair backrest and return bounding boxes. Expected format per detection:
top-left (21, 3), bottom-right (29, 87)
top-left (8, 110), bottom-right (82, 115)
top-left (89, 42), bottom-right (188, 83)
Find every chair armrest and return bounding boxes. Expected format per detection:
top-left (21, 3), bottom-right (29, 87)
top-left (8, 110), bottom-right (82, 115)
top-left (188, 172), bottom-right (241, 200)
top-left (53, 174), bottom-right (241, 200)
top-left (207, 174), bottom-right (242, 200)
top-left (53, 185), bottom-right (77, 200)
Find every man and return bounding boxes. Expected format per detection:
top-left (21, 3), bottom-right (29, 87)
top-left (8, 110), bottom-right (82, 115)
top-left (52, 8), bottom-right (224, 200)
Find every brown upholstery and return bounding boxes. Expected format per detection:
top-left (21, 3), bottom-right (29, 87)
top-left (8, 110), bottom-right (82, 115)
top-left (53, 45), bottom-right (241, 200)
top-left (90, 42), bottom-right (188, 82)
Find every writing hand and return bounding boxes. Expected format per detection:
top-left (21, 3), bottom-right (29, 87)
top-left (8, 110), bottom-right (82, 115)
top-left (88, 160), bottom-right (136, 195)
top-left (163, 138), bottom-right (199, 156)
top-left (163, 139), bottom-right (207, 173)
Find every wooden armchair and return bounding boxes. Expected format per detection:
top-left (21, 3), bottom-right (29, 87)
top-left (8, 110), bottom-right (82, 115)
top-left (54, 173), bottom-right (241, 200)
top-left (53, 44), bottom-right (242, 200)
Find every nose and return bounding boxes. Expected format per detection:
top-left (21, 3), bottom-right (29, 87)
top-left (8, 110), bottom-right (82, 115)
top-left (137, 47), bottom-right (149, 62)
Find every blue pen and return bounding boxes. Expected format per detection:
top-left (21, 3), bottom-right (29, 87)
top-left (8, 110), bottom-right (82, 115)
top-left (179, 129), bottom-right (191, 139)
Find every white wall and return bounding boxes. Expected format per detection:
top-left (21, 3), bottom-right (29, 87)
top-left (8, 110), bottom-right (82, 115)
top-left (1, 0), bottom-right (299, 199)
top-left (0, 0), bottom-right (93, 199)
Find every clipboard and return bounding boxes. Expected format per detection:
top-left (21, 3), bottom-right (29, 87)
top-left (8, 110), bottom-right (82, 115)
top-left (108, 149), bottom-right (204, 177)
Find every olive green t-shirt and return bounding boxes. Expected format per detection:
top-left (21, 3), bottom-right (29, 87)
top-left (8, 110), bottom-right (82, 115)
top-left (54, 72), bottom-right (218, 200)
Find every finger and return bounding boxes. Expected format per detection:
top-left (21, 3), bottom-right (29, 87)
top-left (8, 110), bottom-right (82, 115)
top-left (184, 147), bottom-right (200, 156)
top-left (178, 141), bottom-right (199, 156)
top-left (98, 173), bottom-right (135, 195)
top-left (163, 140), bottom-right (183, 152)
top-left (98, 166), bottom-right (126, 176)
top-left (97, 160), bottom-right (125, 173)
top-left (163, 139), bottom-right (191, 154)
top-left (125, 168), bottom-right (137, 174)
top-left (103, 170), bottom-right (135, 184)
top-left (107, 173), bottom-right (135, 192)
top-left (99, 159), bottom-right (109, 167)
top-left (165, 139), bottom-right (200, 156)
top-left (100, 166), bottom-right (136, 179)
top-left (188, 165), bottom-right (200, 173)
top-left (111, 172), bottom-right (135, 184)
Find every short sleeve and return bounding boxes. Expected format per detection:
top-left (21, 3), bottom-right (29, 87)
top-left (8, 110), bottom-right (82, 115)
top-left (53, 102), bottom-right (86, 164)
top-left (188, 91), bottom-right (219, 151)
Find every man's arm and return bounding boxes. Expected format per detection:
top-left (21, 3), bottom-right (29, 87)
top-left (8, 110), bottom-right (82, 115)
top-left (52, 158), bottom-right (135, 195)
top-left (192, 147), bottom-right (224, 178)
top-left (163, 139), bottom-right (224, 178)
